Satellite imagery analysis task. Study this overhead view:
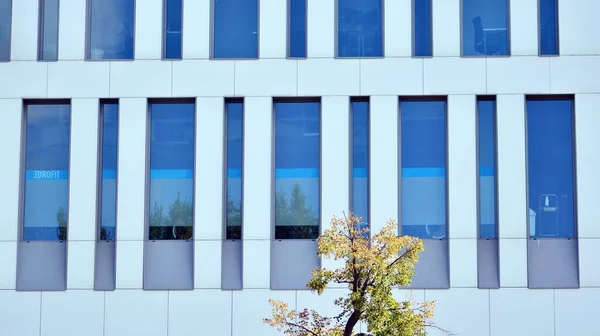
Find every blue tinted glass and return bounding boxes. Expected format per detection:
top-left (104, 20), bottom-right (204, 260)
top-left (40, 0), bottom-right (59, 61)
top-left (213, 0), bottom-right (258, 58)
top-left (414, 0), bottom-right (432, 57)
top-left (23, 104), bottom-right (71, 241)
top-left (165, 0), bottom-right (182, 59)
top-left (100, 103), bottom-right (118, 241)
top-left (352, 101), bottom-right (369, 231)
top-left (88, 0), bottom-right (134, 60)
top-left (149, 102), bottom-right (195, 240)
top-left (338, 0), bottom-right (383, 57)
top-left (0, 0), bottom-right (11, 61)
top-left (462, 0), bottom-right (509, 56)
top-left (226, 102), bottom-right (243, 240)
top-left (539, 0), bottom-right (558, 55)
top-left (289, 0), bottom-right (307, 58)
top-left (527, 99), bottom-right (575, 238)
top-left (401, 101), bottom-right (446, 239)
top-left (478, 100), bottom-right (496, 239)
top-left (275, 102), bottom-right (320, 239)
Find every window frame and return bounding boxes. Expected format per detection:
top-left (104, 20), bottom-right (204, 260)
top-left (37, 0), bottom-right (60, 61)
top-left (210, 0), bottom-right (260, 60)
top-left (411, 0), bottom-right (433, 58)
top-left (459, 0), bottom-right (511, 57)
top-left (537, 0), bottom-right (560, 56)
top-left (334, 0), bottom-right (385, 59)
top-left (96, 99), bottom-right (119, 242)
top-left (286, 0), bottom-right (308, 59)
top-left (224, 98), bottom-right (244, 241)
top-left (162, 0), bottom-right (183, 60)
top-left (85, 0), bottom-right (137, 61)
top-left (349, 97), bottom-right (371, 232)
top-left (0, 0), bottom-right (13, 62)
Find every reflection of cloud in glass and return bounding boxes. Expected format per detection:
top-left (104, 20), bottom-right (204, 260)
top-left (89, 0), bottom-right (134, 59)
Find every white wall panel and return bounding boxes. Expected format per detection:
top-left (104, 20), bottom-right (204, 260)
top-left (235, 59), bottom-right (297, 96)
top-left (134, 0), bottom-right (162, 60)
top-left (510, 0), bottom-right (539, 56)
top-left (110, 61), bottom-right (172, 98)
top-left (67, 241), bottom-right (95, 289)
top-left (426, 288), bottom-right (489, 336)
top-left (116, 98), bottom-right (146, 241)
top-left (243, 240), bottom-right (270, 289)
top-left (169, 290), bottom-right (232, 336)
top-left (360, 58), bottom-right (423, 96)
top-left (575, 94), bottom-right (600, 238)
top-left (490, 289), bottom-right (554, 336)
top-left (0, 99), bottom-right (21, 241)
top-left (260, 0), bottom-right (286, 58)
top-left (194, 97), bottom-right (224, 240)
top-left (555, 289), bottom-right (600, 336)
top-left (496, 95), bottom-right (527, 239)
top-left (194, 240), bottom-right (222, 288)
top-left (105, 290), bottom-right (168, 336)
top-left (0, 291), bottom-right (41, 336)
top-left (172, 61), bottom-right (234, 97)
top-left (449, 239), bottom-right (478, 287)
top-left (423, 58), bottom-right (486, 95)
top-left (559, 0), bottom-right (600, 55)
top-left (384, 0), bottom-right (412, 57)
top-left (551, 56), bottom-right (600, 94)
top-left (41, 291), bottom-right (104, 336)
top-left (448, 95), bottom-right (477, 239)
top-left (0, 62), bottom-right (47, 98)
top-left (115, 241), bottom-right (144, 289)
top-left (182, 0), bottom-right (210, 59)
top-left (298, 59), bottom-right (359, 96)
top-left (307, 0), bottom-right (334, 57)
top-left (232, 289), bottom-right (295, 336)
top-left (432, 0), bottom-right (460, 56)
top-left (69, 98), bottom-right (99, 241)
top-left (0, 242), bottom-right (17, 289)
top-left (10, 0), bottom-right (38, 61)
top-left (579, 238), bottom-right (600, 287)
top-left (58, 0), bottom-right (86, 60)
top-left (487, 57), bottom-right (550, 94)
top-left (499, 238), bottom-right (528, 287)
top-left (369, 96), bottom-right (398, 235)
top-left (48, 62), bottom-right (110, 98)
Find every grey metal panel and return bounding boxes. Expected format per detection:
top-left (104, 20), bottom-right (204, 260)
top-left (222, 240), bottom-right (243, 290)
top-left (271, 240), bottom-right (319, 290)
top-left (94, 240), bottom-right (116, 291)
top-left (17, 241), bottom-right (67, 291)
top-left (144, 240), bottom-right (193, 290)
top-left (528, 238), bottom-right (579, 288)
top-left (477, 239), bottom-right (500, 289)
top-left (408, 239), bottom-right (449, 289)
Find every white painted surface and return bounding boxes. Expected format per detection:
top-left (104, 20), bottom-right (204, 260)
top-left (432, 0), bottom-right (460, 56)
top-left (423, 57), bottom-right (486, 95)
top-left (449, 239), bottom-right (478, 287)
top-left (360, 58), bottom-right (423, 96)
top-left (58, 0), bottom-right (86, 60)
top-left (384, 0), bottom-right (412, 57)
top-left (172, 60), bottom-right (234, 97)
top-left (559, 0), bottom-right (600, 55)
top-left (510, 0), bottom-right (539, 56)
top-left (41, 291), bottom-right (104, 336)
top-left (307, 0), bottom-right (335, 57)
top-left (66, 241), bottom-right (95, 289)
top-left (194, 240), bottom-right (222, 288)
top-left (259, 0), bottom-right (286, 58)
top-left (235, 59), bottom-right (298, 97)
top-left (104, 290), bottom-right (168, 336)
top-left (499, 238), bottom-right (528, 287)
top-left (9, 0), bottom-right (38, 61)
top-left (298, 59), bottom-right (360, 96)
top-left (182, 0), bottom-right (210, 59)
top-left (48, 62), bottom-right (110, 98)
top-left (487, 57), bottom-right (550, 94)
top-left (134, 0), bottom-right (162, 60)
top-left (0, 99), bottom-right (22, 241)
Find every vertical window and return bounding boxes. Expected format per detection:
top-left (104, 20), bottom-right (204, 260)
top-left (212, 0), bottom-right (258, 59)
top-left (226, 101), bottom-right (243, 240)
top-left (401, 100), bottom-right (446, 239)
top-left (288, 0), bottom-right (307, 58)
top-left (23, 103), bottom-right (71, 241)
top-left (527, 98), bottom-right (575, 238)
top-left (164, 0), bottom-right (182, 59)
top-left (275, 101), bottom-right (320, 239)
top-left (99, 102), bottom-right (118, 241)
top-left (39, 0), bottom-right (59, 61)
top-left (351, 99), bottom-right (369, 231)
top-left (337, 0), bottom-right (383, 57)
top-left (539, 0), bottom-right (558, 55)
top-left (462, 0), bottom-right (509, 56)
top-left (87, 0), bottom-right (134, 60)
top-left (477, 99), bottom-right (496, 239)
top-left (0, 0), bottom-right (11, 61)
top-left (413, 0), bottom-right (432, 57)
top-left (148, 102), bottom-right (195, 240)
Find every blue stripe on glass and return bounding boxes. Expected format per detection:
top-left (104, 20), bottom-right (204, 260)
top-left (275, 168), bottom-right (319, 178)
top-left (401, 167), bottom-right (445, 177)
top-left (102, 169), bottom-right (117, 179)
top-left (150, 169), bottom-right (193, 179)
top-left (25, 170), bottom-right (69, 180)
top-left (353, 168), bottom-right (368, 178)
top-left (227, 168), bottom-right (242, 178)
top-left (479, 166), bottom-right (494, 177)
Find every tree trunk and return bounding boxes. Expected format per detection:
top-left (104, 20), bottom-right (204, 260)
top-left (343, 310), bottom-right (362, 336)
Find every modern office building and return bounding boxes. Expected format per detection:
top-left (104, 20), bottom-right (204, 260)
top-left (0, 0), bottom-right (598, 335)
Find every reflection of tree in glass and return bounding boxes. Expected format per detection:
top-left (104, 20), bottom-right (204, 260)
top-left (56, 206), bottom-right (67, 241)
top-left (149, 193), bottom-right (193, 240)
top-left (226, 200), bottom-right (242, 239)
top-left (276, 183), bottom-right (319, 239)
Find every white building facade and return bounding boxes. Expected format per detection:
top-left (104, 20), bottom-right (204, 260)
top-left (0, 0), bottom-right (599, 335)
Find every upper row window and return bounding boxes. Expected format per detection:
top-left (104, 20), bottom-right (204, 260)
top-left (87, 0), bottom-right (135, 60)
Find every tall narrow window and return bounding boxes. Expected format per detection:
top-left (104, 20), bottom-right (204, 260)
top-left (87, 0), bottom-right (134, 60)
top-left (23, 102), bottom-right (71, 241)
top-left (462, 0), bottom-right (509, 56)
top-left (226, 101), bottom-right (243, 240)
top-left (337, 0), bottom-right (383, 57)
top-left (477, 99), bottom-right (496, 239)
top-left (99, 102), bottom-right (118, 241)
top-left (0, 0), bottom-right (11, 61)
top-left (289, 0), bottom-right (307, 58)
top-left (527, 98), bottom-right (575, 238)
top-left (539, 0), bottom-right (558, 55)
top-left (213, 0), bottom-right (258, 59)
top-left (164, 0), bottom-right (182, 59)
top-left (39, 0), bottom-right (59, 61)
top-left (413, 0), bottom-right (432, 57)
top-left (401, 100), bottom-right (446, 239)
top-left (148, 102), bottom-right (195, 240)
top-left (351, 99), bottom-right (369, 231)
top-left (275, 101), bottom-right (320, 239)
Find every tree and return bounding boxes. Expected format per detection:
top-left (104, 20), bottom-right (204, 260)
top-left (264, 213), bottom-right (451, 336)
